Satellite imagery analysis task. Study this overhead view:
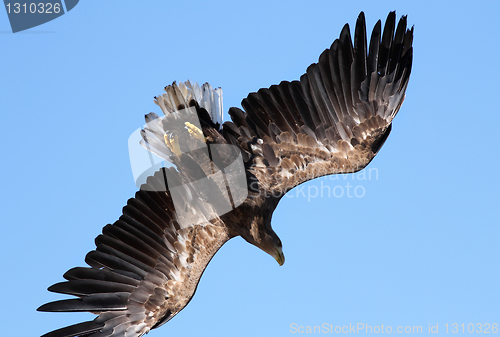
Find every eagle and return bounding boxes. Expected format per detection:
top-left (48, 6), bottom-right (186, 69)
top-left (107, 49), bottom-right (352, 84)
top-left (38, 12), bottom-right (413, 337)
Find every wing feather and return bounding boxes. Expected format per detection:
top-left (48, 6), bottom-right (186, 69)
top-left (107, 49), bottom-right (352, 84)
top-left (39, 321), bottom-right (106, 337)
top-left (39, 168), bottom-right (230, 337)
top-left (224, 11), bottom-right (412, 196)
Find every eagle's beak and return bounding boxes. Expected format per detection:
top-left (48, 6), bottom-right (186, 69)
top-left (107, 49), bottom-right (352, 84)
top-left (275, 246), bottom-right (285, 266)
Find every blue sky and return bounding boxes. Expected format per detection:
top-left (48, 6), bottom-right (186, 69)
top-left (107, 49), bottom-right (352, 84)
top-left (1, 1), bottom-right (499, 336)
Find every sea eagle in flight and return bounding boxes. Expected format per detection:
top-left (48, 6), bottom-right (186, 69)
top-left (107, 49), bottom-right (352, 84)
top-left (38, 12), bottom-right (413, 337)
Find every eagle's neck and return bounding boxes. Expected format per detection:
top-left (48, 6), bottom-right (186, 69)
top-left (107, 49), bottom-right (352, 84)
top-left (223, 192), bottom-right (280, 241)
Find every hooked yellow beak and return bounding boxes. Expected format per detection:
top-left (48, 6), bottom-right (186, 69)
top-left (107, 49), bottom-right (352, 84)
top-left (275, 246), bottom-right (285, 266)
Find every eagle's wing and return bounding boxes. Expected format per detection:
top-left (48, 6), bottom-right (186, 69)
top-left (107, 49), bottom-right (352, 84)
top-left (38, 167), bottom-right (230, 337)
top-left (223, 12), bottom-right (413, 195)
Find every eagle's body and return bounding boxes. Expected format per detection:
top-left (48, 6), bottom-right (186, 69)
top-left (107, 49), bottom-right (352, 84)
top-left (39, 12), bottom-right (413, 337)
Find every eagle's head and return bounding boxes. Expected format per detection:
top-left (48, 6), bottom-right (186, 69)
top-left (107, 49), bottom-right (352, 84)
top-left (240, 215), bottom-right (285, 266)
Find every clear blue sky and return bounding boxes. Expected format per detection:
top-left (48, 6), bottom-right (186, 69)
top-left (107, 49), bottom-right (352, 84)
top-left (1, 1), bottom-right (499, 336)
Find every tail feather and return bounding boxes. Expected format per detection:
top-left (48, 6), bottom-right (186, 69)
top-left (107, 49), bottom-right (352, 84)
top-left (154, 81), bottom-right (223, 125)
top-left (141, 81), bottom-right (224, 162)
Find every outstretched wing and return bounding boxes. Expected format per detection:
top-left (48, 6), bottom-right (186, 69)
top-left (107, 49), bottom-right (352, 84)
top-left (223, 12), bottom-right (413, 196)
top-left (38, 167), bottom-right (230, 337)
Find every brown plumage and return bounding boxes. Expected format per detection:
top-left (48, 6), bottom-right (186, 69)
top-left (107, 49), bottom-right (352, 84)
top-left (38, 12), bottom-right (413, 337)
